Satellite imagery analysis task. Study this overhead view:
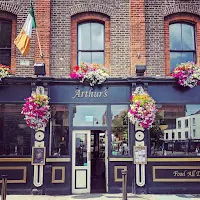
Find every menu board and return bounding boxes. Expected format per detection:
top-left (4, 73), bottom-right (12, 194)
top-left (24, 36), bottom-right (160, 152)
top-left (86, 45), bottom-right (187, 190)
top-left (134, 146), bottom-right (147, 164)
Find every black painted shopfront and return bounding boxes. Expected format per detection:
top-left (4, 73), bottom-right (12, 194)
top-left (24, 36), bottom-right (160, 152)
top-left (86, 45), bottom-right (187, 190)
top-left (0, 77), bottom-right (200, 194)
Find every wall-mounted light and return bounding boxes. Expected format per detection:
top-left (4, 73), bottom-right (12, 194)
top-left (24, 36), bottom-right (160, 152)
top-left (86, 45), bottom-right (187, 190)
top-left (135, 65), bottom-right (146, 76)
top-left (34, 63), bottom-right (46, 77)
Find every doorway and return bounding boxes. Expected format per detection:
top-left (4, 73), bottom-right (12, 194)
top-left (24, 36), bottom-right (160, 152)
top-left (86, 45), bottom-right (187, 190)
top-left (72, 130), bottom-right (108, 194)
top-left (91, 130), bottom-right (106, 193)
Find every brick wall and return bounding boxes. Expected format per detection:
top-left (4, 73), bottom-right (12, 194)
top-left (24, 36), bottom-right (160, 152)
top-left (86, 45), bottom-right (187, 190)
top-left (50, 0), bottom-right (130, 78)
top-left (0, 0), bottom-right (50, 77)
top-left (1, 0), bottom-right (200, 78)
top-left (130, 0), bottom-right (146, 76)
top-left (164, 13), bottom-right (200, 75)
top-left (71, 12), bottom-right (110, 72)
top-left (145, 0), bottom-right (200, 76)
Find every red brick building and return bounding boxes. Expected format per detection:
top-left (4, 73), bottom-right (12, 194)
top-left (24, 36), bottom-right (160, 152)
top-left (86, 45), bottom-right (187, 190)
top-left (1, 0), bottom-right (200, 195)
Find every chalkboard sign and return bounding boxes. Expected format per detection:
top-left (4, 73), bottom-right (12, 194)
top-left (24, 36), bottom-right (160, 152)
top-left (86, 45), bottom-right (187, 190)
top-left (32, 147), bottom-right (46, 165)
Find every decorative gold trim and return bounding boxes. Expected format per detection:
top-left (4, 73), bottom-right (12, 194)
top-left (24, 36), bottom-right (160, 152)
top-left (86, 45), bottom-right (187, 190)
top-left (46, 158), bottom-right (71, 162)
top-left (0, 158), bottom-right (31, 162)
top-left (52, 166), bottom-right (65, 183)
top-left (148, 158), bottom-right (200, 162)
top-left (114, 166), bottom-right (127, 182)
top-left (109, 158), bottom-right (133, 162)
top-left (153, 166), bottom-right (200, 182)
top-left (0, 166), bottom-right (27, 183)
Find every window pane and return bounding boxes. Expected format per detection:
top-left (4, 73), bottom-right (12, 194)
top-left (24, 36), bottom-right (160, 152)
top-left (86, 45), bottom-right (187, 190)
top-left (150, 104), bottom-right (200, 156)
top-left (75, 133), bottom-right (87, 166)
top-left (91, 23), bottom-right (104, 50)
top-left (181, 52), bottom-right (194, 63)
top-left (78, 52), bottom-right (91, 64)
top-left (0, 104), bottom-right (32, 156)
top-left (0, 20), bottom-right (12, 48)
top-left (73, 105), bottom-right (107, 126)
top-left (0, 49), bottom-right (11, 66)
top-left (170, 52), bottom-right (181, 72)
top-left (78, 23), bottom-right (91, 50)
top-left (170, 23), bottom-right (182, 50)
top-left (182, 24), bottom-right (195, 50)
top-left (111, 105), bottom-right (129, 156)
top-left (92, 52), bottom-right (104, 64)
top-left (51, 105), bottom-right (69, 155)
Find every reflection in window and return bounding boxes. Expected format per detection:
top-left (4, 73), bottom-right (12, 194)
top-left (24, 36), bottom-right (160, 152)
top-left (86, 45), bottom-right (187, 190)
top-left (73, 105), bottom-right (107, 126)
top-left (193, 118), bottom-right (196, 125)
top-left (75, 133), bottom-right (87, 166)
top-left (193, 129), bottom-right (196, 138)
top-left (111, 105), bottom-right (129, 156)
top-left (178, 120), bottom-right (181, 129)
top-left (51, 105), bottom-right (69, 156)
top-left (0, 104), bottom-right (31, 156)
top-left (0, 20), bottom-right (12, 66)
top-left (78, 22), bottom-right (104, 64)
top-left (185, 131), bottom-right (189, 139)
top-left (150, 104), bottom-right (200, 156)
top-left (169, 23), bottom-right (196, 72)
top-left (185, 119), bottom-right (188, 128)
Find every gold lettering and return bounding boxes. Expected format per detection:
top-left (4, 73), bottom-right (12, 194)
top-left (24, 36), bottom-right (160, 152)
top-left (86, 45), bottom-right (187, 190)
top-left (103, 89), bottom-right (108, 97)
top-left (196, 171), bottom-right (200, 176)
top-left (72, 89), bottom-right (108, 98)
top-left (72, 89), bottom-right (81, 99)
top-left (173, 170), bottom-right (186, 177)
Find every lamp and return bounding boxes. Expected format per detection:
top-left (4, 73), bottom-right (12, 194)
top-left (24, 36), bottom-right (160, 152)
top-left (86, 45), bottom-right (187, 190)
top-left (135, 65), bottom-right (146, 76)
top-left (34, 63), bottom-right (46, 76)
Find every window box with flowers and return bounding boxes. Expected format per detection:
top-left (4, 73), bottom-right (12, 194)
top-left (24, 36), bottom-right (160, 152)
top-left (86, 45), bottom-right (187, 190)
top-left (70, 62), bottom-right (109, 87)
top-left (171, 62), bottom-right (200, 88)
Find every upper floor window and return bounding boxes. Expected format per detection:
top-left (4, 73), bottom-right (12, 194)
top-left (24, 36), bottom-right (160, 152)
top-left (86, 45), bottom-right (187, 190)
top-left (169, 22), bottom-right (196, 72)
top-left (193, 118), bottom-right (195, 126)
top-left (185, 119), bottom-right (189, 128)
top-left (178, 120), bottom-right (181, 129)
top-left (185, 131), bottom-right (189, 138)
top-left (77, 22), bottom-right (104, 65)
top-left (0, 19), bottom-right (12, 66)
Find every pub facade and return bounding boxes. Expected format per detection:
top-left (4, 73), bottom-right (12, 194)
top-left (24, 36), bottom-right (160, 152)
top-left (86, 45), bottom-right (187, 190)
top-left (1, 0), bottom-right (200, 195)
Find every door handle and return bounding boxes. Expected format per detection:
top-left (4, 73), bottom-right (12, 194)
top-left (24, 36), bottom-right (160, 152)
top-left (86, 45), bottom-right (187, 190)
top-left (88, 152), bottom-right (91, 161)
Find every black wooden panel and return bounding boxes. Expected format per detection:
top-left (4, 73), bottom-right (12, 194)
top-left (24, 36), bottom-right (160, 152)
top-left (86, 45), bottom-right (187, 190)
top-left (148, 84), bottom-right (200, 104)
top-left (0, 85), bottom-right (31, 103)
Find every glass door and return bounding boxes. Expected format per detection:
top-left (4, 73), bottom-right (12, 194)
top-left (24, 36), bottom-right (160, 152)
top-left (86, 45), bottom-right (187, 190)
top-left (72, 130), bottom-right (91, 193)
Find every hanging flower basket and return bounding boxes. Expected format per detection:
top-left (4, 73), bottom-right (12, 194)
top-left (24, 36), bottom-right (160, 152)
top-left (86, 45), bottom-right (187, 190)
top-left (0, 64), bottom-right (12, 80)
top-left (128, 87), bottom-right (157, 129)
top-left (171, 62), bottom-right (200, 88)
top-left (70, 62), bottom-right (109, 86)
top-left (21, 93), bottom-right (50, 130)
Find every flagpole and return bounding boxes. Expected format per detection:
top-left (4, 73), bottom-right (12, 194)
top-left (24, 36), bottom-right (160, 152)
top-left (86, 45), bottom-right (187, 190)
top-left (36, 28), bottom-right (43, 58)
top-left (31, 0), bottom-right (43, 58)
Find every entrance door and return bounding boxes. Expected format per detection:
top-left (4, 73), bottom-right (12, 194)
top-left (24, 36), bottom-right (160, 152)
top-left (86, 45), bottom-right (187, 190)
top-left (72, 130), bottom-right (91, 194)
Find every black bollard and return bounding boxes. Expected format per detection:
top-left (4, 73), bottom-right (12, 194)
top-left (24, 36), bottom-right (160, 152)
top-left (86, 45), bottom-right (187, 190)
top-left (122, 170), bottom-right (127, 200)
top-left (1, 175), bottom-right (7, 200)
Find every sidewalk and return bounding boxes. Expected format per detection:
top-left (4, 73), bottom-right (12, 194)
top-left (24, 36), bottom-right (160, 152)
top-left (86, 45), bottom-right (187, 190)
top-left (5, 194), bottom-right (200, 200)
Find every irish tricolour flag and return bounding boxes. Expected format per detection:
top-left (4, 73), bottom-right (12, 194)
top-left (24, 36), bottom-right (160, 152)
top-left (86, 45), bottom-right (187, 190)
top-left (14, 5), bottom-right (36, 56)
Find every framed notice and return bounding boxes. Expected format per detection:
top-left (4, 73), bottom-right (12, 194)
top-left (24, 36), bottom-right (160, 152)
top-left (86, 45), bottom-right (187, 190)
top-left (134, 146), bottom-right (147, 164)
top-left (32, 147), bottom-right (46, 165)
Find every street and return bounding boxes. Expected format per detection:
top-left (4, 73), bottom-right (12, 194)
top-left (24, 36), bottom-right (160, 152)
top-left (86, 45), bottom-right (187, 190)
top-left (5, 194), bottom-right (200, 200)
